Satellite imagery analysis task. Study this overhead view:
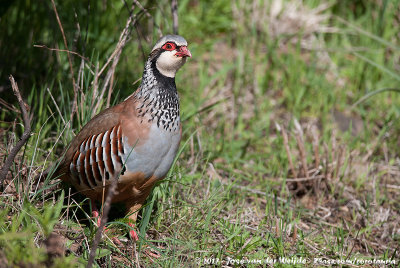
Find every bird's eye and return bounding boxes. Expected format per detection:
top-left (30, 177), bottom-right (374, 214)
top-left (162, 42), bottom-right (176, 51)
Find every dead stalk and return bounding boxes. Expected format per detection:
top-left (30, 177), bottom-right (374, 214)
top-left (0, 76), bottom-right (31, 183)
top-left (294, 120), bottom-right (309, 179)
top-left (171, 0), bottom-right (179, 34)
top-left (96, 3), bottom-right (139, 78)
top-left (310, 125), bottom-right (321, 195)
top-left (285, 175), bottom-right (324, 182)
top-left (277, 123), bottom-right (298, 178)
top-left (311, 125), bottom-right (320, 170)
top-left (77, 59), bottom-right (86, 116)
top-left (275, 218), bottom-right (280, 236)
top-left (334, 145), bottom-right (344, 181)
top-left (105, 49), bottom-right (121, 108)
top-left (330, 130), bottom-right (337, 171)
top-left (295, 133), bottom-right (309, 178)
top-left (94, 4), bottom-right (137, 112)
top-left (132, 0), bottom-right (163, 37)
top-left (86, 173), bottom-right (118, 268)
top-left (33, 44), bottom-right (92, 64)
top-left (91, 63), bottom-right (100, 110)
top-left (323, 142), bottom-right (331, 180)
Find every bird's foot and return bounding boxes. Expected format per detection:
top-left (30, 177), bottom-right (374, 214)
top-left (92, 209), bottom-right (115, 239)
top-left (97, 222), bottom-right (139, 246)
top-left (92, 210), bottom-right (101, 227)
top-left (91, 201), bottom-right (102, 227)
top-left (128, 222), bottom-right (139, 241)
top-left (91, 203), bottom-right (130, 246)
top-left (108, 222), bottom-right (139, 246)
top-left (92, 206), bottom-right (139, 244)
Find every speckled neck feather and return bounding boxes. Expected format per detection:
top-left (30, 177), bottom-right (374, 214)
top-left (134, 54), bottom-right (180, 132)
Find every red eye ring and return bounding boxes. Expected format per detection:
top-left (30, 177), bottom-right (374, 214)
top-left (162, 42), bottom-right (176, 51)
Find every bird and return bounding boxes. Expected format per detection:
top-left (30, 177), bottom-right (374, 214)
top-left (56, 35), bottom-right (191, 241)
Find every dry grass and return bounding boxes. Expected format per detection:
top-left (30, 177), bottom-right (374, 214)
top-left (1, 0), bottom-right (399, 266)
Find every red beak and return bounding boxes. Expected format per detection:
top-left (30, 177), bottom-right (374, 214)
top-left (175, 46), bottom-right (192, 58)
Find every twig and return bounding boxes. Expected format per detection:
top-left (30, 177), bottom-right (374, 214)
top-left (0, 97), bottom-right (18, 113)
top-left (134, 23), bottom-right (147, 60)
top-left (90, 63), bottom-right (99, 112)
top-left (346, 229), bottom-right (360, 260)
top-left (311, 125), bottom-right (320, 170)
top-left (33, 44), bottom-right (93, 66)
top-left (334, 145), bottom-right (344, 180)
top-left (330, 130), bottom-right (336, 169)
top-left (171, 0), bottom-right (179, 34)
top-left (105, 48), bottom-right (121, 108)
top-left (323, 142), bottom-right (331, 180)
top-left (133, 0), bottom-right (163, 37)
top-left (285, 175), bottom-right (324, 182)
top-left (97, 4), bottom-right (136, 78)
top-left (78, 59), bottom-right (86, 116)
top-left (0, 76), bottom-right (31, 183)
top-left (50, 0), bottom-right (78, 124)
top-left (310, 125), bottom-right (321, 195)
top-left (86, 173), bottom-right (118, 268)
top-left (94, 3), bottom-right (137, 111)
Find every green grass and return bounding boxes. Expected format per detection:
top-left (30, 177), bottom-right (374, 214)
top-left (1, 0), bottom-right (400, 267)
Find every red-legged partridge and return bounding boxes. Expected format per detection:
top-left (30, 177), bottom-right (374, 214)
top-left (56, 35), bottom-right (191, 241)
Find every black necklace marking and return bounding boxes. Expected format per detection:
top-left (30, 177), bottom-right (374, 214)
top-left (134, 55), bottom-right (180, 132)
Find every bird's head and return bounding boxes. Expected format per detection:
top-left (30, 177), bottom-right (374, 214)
top-left (150, 35), bottom-right (191, 78)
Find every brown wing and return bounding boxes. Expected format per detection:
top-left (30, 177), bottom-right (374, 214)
top-left (55, 90), bottom-right (154, 193)
top-left (56, 99), bottom-right (127, 185)
top-left (68, 124), bottom-right (125, 189)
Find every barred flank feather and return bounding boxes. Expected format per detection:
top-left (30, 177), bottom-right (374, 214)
top-left (70, 125), bottom-right (124, 188)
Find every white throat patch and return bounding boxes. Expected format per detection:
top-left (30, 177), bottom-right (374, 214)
top-left (156, 50), bottom-right (187, 78)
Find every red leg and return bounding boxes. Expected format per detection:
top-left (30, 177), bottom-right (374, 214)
top-left (91, 200), bottom-right (143, 244)
top-left (91, 200), bottom-right (101, 226)
top-left (90, 200), bottom-right (127, 246)
top-left (128, 222), bottom-right (139, 241)
top-left (126, 203), bottom-right (144, 242)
